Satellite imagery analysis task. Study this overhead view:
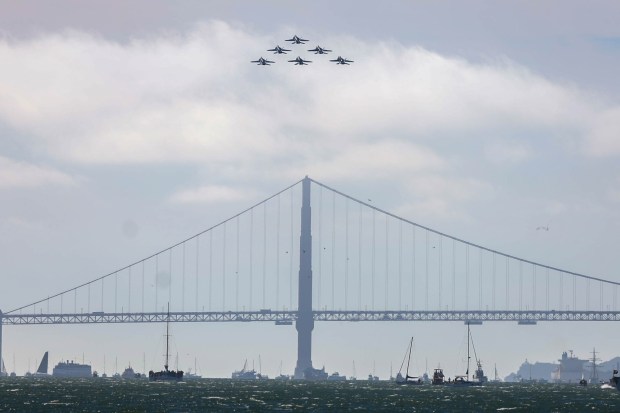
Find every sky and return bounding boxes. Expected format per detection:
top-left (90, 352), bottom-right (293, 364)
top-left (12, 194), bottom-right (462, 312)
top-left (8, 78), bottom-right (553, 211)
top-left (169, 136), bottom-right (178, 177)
top-left (1, 0), bottom-right (620, 379)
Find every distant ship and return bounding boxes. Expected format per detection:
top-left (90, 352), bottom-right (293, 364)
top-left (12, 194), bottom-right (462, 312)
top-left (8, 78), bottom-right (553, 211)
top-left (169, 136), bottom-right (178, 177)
top-left (303, 367), bottom-right (328, 381)
top-left (232, 360), bottom-right (261, 380)
top-left (53, 360), bottom-right (92, 378)
top-left (327, 372), bottom-right (347, 381)
top-left (474, 360), bottom-right (488, 383)
top-left (551, 351), bottom-right (587, 383)
top-left (449, 324), bottom-right (483, 386)
top-left (148, 305), bottom-right (183, 382)
top-left (0, 358), bottom-right (7, 378)
top-left (121, 364), bottom-right (142, 379)
top-left (367, 374), bottom-right (379, 381)
top-left (396, 337), bottom-right (423, 385)
top-left (183, 358), bottom-right (202, 380)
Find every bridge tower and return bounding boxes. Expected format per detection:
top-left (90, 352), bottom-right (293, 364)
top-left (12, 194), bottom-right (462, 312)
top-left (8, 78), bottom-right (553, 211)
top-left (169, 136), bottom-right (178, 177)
top-left (294, 177), bottom-right (315, 379)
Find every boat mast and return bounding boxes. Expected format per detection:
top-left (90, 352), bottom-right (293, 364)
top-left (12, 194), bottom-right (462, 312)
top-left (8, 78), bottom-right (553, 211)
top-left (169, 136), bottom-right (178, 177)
top-left (165, 303), bottom-right (170, 371)
top-left (466, 324), bottom-right (470, 378)
top-left (406, 337), bottom-right (413, 378)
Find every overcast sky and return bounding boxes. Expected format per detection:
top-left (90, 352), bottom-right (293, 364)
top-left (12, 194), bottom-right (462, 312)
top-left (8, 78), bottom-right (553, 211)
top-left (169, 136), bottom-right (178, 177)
top-left (1, 1), bottom-right (620, 379)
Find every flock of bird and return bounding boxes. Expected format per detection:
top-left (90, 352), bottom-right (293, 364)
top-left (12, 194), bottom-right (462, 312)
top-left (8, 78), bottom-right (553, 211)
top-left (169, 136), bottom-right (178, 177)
top-left (251, 34), bottom-right (354, 66)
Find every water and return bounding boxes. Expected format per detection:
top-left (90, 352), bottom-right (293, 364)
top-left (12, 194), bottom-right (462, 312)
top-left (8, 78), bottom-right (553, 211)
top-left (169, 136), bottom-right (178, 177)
top-left (1, 379), bottom-right (619, 412)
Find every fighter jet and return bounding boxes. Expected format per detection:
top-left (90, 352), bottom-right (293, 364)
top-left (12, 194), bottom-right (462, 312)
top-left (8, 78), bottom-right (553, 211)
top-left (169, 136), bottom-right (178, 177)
top-left (286, 35), bottom-right (308, 44)
top-left (288, 56), bottom-right (312, 65)
top-left (251, 57), bottom-right (275, 66)
top-left (267, 45), bottom-right (291, 54)
top-left (308, 45), bottom-right (332, 54)
top-left (330, 56), bottom-right (354, 65)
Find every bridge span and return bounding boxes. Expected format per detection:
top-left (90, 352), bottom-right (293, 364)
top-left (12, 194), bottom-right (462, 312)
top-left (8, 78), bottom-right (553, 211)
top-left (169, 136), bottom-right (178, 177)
top-left (2, 176), bottom-right (619, 378)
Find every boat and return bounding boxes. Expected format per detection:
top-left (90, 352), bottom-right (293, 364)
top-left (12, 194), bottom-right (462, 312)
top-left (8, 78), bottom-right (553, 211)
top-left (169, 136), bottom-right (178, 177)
top-left (551, 351), bottom-right (587, 383)
top-left (474, 360), bottom-right (488, 383)
top-left (274, 361), bottom-right (289, 381)
top-left (52, 360), bottom-right (92, 378)
top-left (184, 358), bottom-right (202, 380)
top-left (579, 375), bottom-right (587, 386)
top-left (490, 364), bottom-right (501, 383)
top-left (303, 366), bottom-right (328, 381)
top-left (33, 351), bottom-right (50, 377)
top-left (327, 372), bottom-right (347, 381)
top-left (148, 304), bottom-right (183, 381)
top-left (446, 324), bottom-right (483, 387)
top-left (432, 368), bottom-right (446, 385)
top-left (0, 358), bottom-right (7, 378)
top-left (609, 369), bottom-right (620, 390)
top-left (121, 364), bottom-right (142, 379)
top-left (232, 359), bottom-right (260, 380)
top-left (395, 337), bottom-right (423, 385)
top-left (350, 361), bottom-right (357, 381)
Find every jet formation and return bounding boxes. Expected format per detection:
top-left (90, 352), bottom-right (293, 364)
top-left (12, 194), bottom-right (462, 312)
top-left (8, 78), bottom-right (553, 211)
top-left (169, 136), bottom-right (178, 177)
top-left (251, 34), bottom-right (353, 67)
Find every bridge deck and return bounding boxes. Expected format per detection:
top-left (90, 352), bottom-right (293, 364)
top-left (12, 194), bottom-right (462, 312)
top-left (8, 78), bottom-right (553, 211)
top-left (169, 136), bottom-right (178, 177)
top-left (2, 310), bottom-right (620, 325)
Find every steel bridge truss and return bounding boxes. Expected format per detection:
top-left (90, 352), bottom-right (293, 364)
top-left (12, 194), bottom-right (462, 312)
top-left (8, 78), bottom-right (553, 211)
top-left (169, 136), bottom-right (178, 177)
top-left (3, 309), bottom-right (620, 326)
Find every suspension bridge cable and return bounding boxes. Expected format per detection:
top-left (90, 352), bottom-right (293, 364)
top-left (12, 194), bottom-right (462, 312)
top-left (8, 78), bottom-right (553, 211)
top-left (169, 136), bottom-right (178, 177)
top-left (331, 191), bottom-right (336, 310)
top-left (466, 244), bottom-right (469, 311)
top-left (128, 266), bottom-right (131, 313)
top-left (412, 226), bottom-right (415, 310)
top-left (236, 216), bottom-right (240, 311)
top-left (519, 261), bottom-right (523, 311)
top-left (142, 261), bottom-right (145, 313)
top-left (532, 264), bottom-right (536, 311)
top-left (276, 195), bottom-right (280, 311)
top-left (372, 210), bottom-right (376, 310)
top-left (492, 253), bottom-right (496, 311)
top-left (345, 198), bottom-right (349, 310)
top-left (452, 239), bottom-right (456, 310)
top-left (399, 220), bottom-right (402, 311)
top-left (479, 249), bottom-right (482, 311)
top-left (155, 254), bottom-right (160, 311)
top-left (559, 271), bottom-right (564, 310)
top-left (8, 179), bottom-right (303, 314)
top-left (505, 257), bottom-right (509, 310)
top-left (195, 236), bottom-right (199, 312)
top-left (425, 230), bottom-right (429, 311)
top-left (358, 203), bottom-right (362, 311)
top-left (546, 267), bottom-right (549, 311)
top-left (209, 231), bottom-right (213, 311)
top-left (182, 242), bottom-right (185, 312)
top-left (290, 188), bottom-right (294, 310)
top-left (249, 208), bottom-right (254, 311)
top-left (169, 249), bottom-right (172, 308)
top-left (309, 178), bottom-right (619, 286)
top-left (222, 222), bottom-right (227, 311)
top-left (439, 235), bottom-right (442, 310)
top-left (263, 203), bottom-right (267, 309)
top-left (318, 186), bottom-right (323, 310)
top-left (386, 215), bottom-right (389, 311)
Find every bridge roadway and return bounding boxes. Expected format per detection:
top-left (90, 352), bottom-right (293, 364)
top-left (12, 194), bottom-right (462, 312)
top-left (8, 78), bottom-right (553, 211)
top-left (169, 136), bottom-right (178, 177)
top-left (2, 309), bottom-right (620, 325)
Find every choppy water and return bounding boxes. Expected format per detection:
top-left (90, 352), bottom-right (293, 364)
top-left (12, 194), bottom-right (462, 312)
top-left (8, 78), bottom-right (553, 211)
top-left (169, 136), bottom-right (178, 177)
top-left (1, 378), bottom-right (619, 412)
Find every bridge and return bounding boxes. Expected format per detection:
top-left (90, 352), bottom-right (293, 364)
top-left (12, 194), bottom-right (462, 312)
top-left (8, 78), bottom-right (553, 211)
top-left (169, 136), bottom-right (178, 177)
top-left (2, 177), bottom-right (619, 378)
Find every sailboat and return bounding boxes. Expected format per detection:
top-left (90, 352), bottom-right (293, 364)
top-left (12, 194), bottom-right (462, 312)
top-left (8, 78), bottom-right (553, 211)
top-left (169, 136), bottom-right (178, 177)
top-left (396, 337), bottom-right (423, 385)
top-left (148, 304), bottom-right (183, 381)
top-left (33, 351), bottom-right (49, 377)
top-left (450, 324), bottom-right (482, 387)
